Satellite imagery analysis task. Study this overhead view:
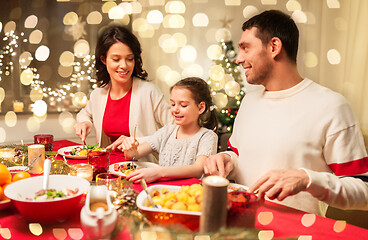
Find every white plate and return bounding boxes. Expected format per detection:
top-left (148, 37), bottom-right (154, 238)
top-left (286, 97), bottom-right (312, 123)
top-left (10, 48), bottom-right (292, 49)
top-left (109, 161), bottom-right (159, 177)
top-left (228, 183), bottom-right (249, 192)
top-left (57, 145), bottom-right (87, 160)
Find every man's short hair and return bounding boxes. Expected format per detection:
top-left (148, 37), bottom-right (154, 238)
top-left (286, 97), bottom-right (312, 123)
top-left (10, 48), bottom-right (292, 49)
top-left (242, 10), bottom-right (299, 63)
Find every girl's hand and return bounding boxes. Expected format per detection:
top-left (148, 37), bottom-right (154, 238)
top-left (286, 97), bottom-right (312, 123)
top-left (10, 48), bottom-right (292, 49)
top-left (75, 121), bottom-right (92, 142)
top-left (118, 137), bottom-right (139, 160)
top-left (126, 168), bottom-right (162, 183)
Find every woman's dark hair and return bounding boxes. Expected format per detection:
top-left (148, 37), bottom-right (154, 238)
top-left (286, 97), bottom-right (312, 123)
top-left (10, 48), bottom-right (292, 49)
top-left (170, 77), bottom-right (218, 131)
top-left (242, 10), bottom-right (299, 64)
top-left (95, 25), bottom-right (148, 87)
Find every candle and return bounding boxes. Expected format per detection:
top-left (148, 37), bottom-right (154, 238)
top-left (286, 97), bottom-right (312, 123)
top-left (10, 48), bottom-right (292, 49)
top-left (28, 144), bottom-right (45, 174)
top-left (0, 148), bottom-right (15, 160)
top-left (200, 175), bottom-right (229, 233)
top-left (71, 163), bottom-right (93, 182)
top-left (13, 101), bottom-right (24, 112)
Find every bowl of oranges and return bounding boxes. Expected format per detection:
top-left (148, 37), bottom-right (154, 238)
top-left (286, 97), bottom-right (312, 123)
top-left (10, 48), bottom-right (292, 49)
top-left (136, 184), bottom-right (203, 231)
top-left (0, 163), bottom-right (31, 210)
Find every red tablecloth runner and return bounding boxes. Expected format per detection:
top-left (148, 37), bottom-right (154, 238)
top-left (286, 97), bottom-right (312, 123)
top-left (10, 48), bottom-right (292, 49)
top-left (1, 140), bottom-right (368, 240)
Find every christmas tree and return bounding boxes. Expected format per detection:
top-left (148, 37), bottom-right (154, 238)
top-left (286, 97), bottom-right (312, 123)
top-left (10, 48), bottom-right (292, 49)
top-left (207, 28), bottom-right (245, 149)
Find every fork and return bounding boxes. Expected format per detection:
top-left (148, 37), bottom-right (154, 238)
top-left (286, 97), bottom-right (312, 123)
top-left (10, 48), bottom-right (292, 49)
top-left (140, 179), bottom-right (162, 209)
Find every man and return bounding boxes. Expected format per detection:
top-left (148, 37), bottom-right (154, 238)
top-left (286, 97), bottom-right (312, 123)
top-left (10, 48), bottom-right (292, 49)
top-left (204, 10), bottom-right (368, 215)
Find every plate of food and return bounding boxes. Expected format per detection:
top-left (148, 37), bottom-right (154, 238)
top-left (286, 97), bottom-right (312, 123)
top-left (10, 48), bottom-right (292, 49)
top-left (228, 183), bottom-right (249, 192)
top-left (109, 161), bottom-right (159, 177)
top-left (57, 144), bottom-right (103, 160)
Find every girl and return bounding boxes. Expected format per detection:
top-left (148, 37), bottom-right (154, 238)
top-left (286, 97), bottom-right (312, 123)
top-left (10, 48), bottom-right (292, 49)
top-left (75, 25), bottom-right (172, 162)
top-left (118, 77), bottom-right (218, 183)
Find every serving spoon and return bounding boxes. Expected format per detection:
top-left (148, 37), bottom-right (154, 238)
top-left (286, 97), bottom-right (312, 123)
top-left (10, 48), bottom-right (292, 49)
top-left (43, 159), bottom-right (52, 191)
top-left (140, 179), bottom-right (162, 209)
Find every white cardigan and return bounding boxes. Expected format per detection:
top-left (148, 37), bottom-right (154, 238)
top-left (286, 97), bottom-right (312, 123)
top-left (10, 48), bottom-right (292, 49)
top-left (76, 78), bottom-right (173, 162)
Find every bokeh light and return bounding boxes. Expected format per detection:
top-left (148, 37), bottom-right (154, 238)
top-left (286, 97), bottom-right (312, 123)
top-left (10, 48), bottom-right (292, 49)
top-left (67, 228), bottom-right (84, 240)
top-left (108, 6), bottom-right (124, 19)
top-left (215, 28), bottom-right (231, 42)
top-left (156, 65), bottom-right (172, 82)
top-left (74, 39), bottom-right (90, 58)
top-left (59, 51), bottom-right (75, 67)
top-left (58, 65), bottom-right (73, 78)
top-left (30, 88), bottom-right (44, 102)
top-left (63, 12), bottom-right (78, 25)
top-left (192, 13), bottom-right (209, 27)
top-left (72, 92), bottom-right (88, 108)
top-left (24, 15), bottom-right (38, 28)
top-left (243, 5), bottom-right (259, 19)
top-left (301, 214), bottom-right (316, 227)
top-left (87, 11), bottom-right (102, 25)
top-left (4, 21), bottom-right (16, 34)
top-left (53, 228), bottom-right (67, 240)
top-left (327, 0), bottom-right (340, 8)
top-left (258, 212), bottom-right (273, 225)
top-left (163, 15), bottom-right (185, 28)
top-left (131, 2), bottom-right (143, 14)
top-left (225, 0), bottom-right (241, 6)
top-left (0, 88), bottom-right (5, 103)
top-left (258, 230), bottom-right (274, 240)
top-left (0, 127), bottom-right (6, 143)
top-left (165, 1), bottom-right (186, 13)
top-left (182, 64), bottom-right (204, 78)
top-left (147, 10), bottom-right (163, 24)
top-left (209, 65), bottom-right (225, 80)
top-left (19, 51), bottom-right (33, 67)
top-left (35, 45), bottom-right (50, 61)
top-left (102, 2), bottom-right (117, 13)
top-left (165, 70), bottom-right (181, 86)
top-left (261, 0), bottom-right (277, 5)
top-left (213, 92), bottom-right (228, 109)
top-left (180, 45), bottom-right (197, 62)
top-left (29, 29), bottom-right (43, 44)
top-left (327, 49), bottom-right (341, 64)
top-left (29, 223), bottom-right (43, 236)
top-left (20, 68), bottom-right (33, 85)
top-left (207, 44), bottom-right (223, 60)
top-left (225, 81), bottom-right (240, 97)
top-left (333, 220), bottom-right (346, 233)
top-left (286, 0), bottom-right (302, 11)
top-left (5, 111), bottom-right (17, 127)
top-left (292, 10), bottom-right (307, 23)
top-left (304, 52), bottom-right (318, 68)
top-left (32, 100), bottom-right (47, 117)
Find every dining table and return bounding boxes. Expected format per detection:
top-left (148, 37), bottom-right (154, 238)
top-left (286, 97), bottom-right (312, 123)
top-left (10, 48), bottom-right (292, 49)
top-left (1, 139), bottom-right (368, 240)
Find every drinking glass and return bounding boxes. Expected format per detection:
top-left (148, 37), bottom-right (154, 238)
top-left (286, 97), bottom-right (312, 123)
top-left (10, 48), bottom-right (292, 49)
top-left (34, 134), bottom-right (54, 151)
top-left (96, 173), bottom-right (122, 192)
top-left (87, 151), bottom-right (110, 180)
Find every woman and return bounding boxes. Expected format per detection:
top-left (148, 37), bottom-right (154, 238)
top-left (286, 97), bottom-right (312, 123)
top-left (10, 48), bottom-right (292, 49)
top-left (75, 25), bottom-right (172, 162)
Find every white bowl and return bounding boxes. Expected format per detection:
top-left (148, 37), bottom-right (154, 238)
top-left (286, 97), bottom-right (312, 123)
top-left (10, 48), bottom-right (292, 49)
top-left (4, 175), bottom-right (90, 223)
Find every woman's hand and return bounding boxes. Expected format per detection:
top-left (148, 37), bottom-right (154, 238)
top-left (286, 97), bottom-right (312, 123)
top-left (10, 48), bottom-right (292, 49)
top-left (106, 135), bottom-right (127, 151)
top-left (74, 121), bottom-right (92, 142)
top-left (117, 137), bottom-right (139, 160)
top-left (126, 168), bottom-right (162, 183)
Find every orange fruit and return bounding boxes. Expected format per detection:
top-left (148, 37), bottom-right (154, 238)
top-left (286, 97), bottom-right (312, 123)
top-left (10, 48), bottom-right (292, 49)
top-left (12, 171), bottom-right (31, 182)
top-left (0, 164), bottom-right (11, 186)
top-left (0, 184), bottom-right (10, 201)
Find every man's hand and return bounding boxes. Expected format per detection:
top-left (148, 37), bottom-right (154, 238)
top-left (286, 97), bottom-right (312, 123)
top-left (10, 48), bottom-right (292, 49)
top-left (248, 169), bottom-right (310, 201)
top-left (203, 153), bottom-right (234, 178)
top-left (106, 135), bottom-right (127, 151)
top-left (74, 121), bottom-right (92, 142)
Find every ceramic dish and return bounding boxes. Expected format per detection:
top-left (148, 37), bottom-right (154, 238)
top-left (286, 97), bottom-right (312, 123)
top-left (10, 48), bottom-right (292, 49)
top-left (109, 161), bottom-right (159, 177)
top-left (136, 184), bottom-right (201, 231)
top-left (0, 199), bottom-right (12, 210)
top-left (57, 145), bottom-right (87, 160)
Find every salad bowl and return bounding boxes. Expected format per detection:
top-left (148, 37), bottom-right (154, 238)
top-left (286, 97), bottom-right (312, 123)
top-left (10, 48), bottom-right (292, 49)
top-left (4, 175), bottom-right (90, 223)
